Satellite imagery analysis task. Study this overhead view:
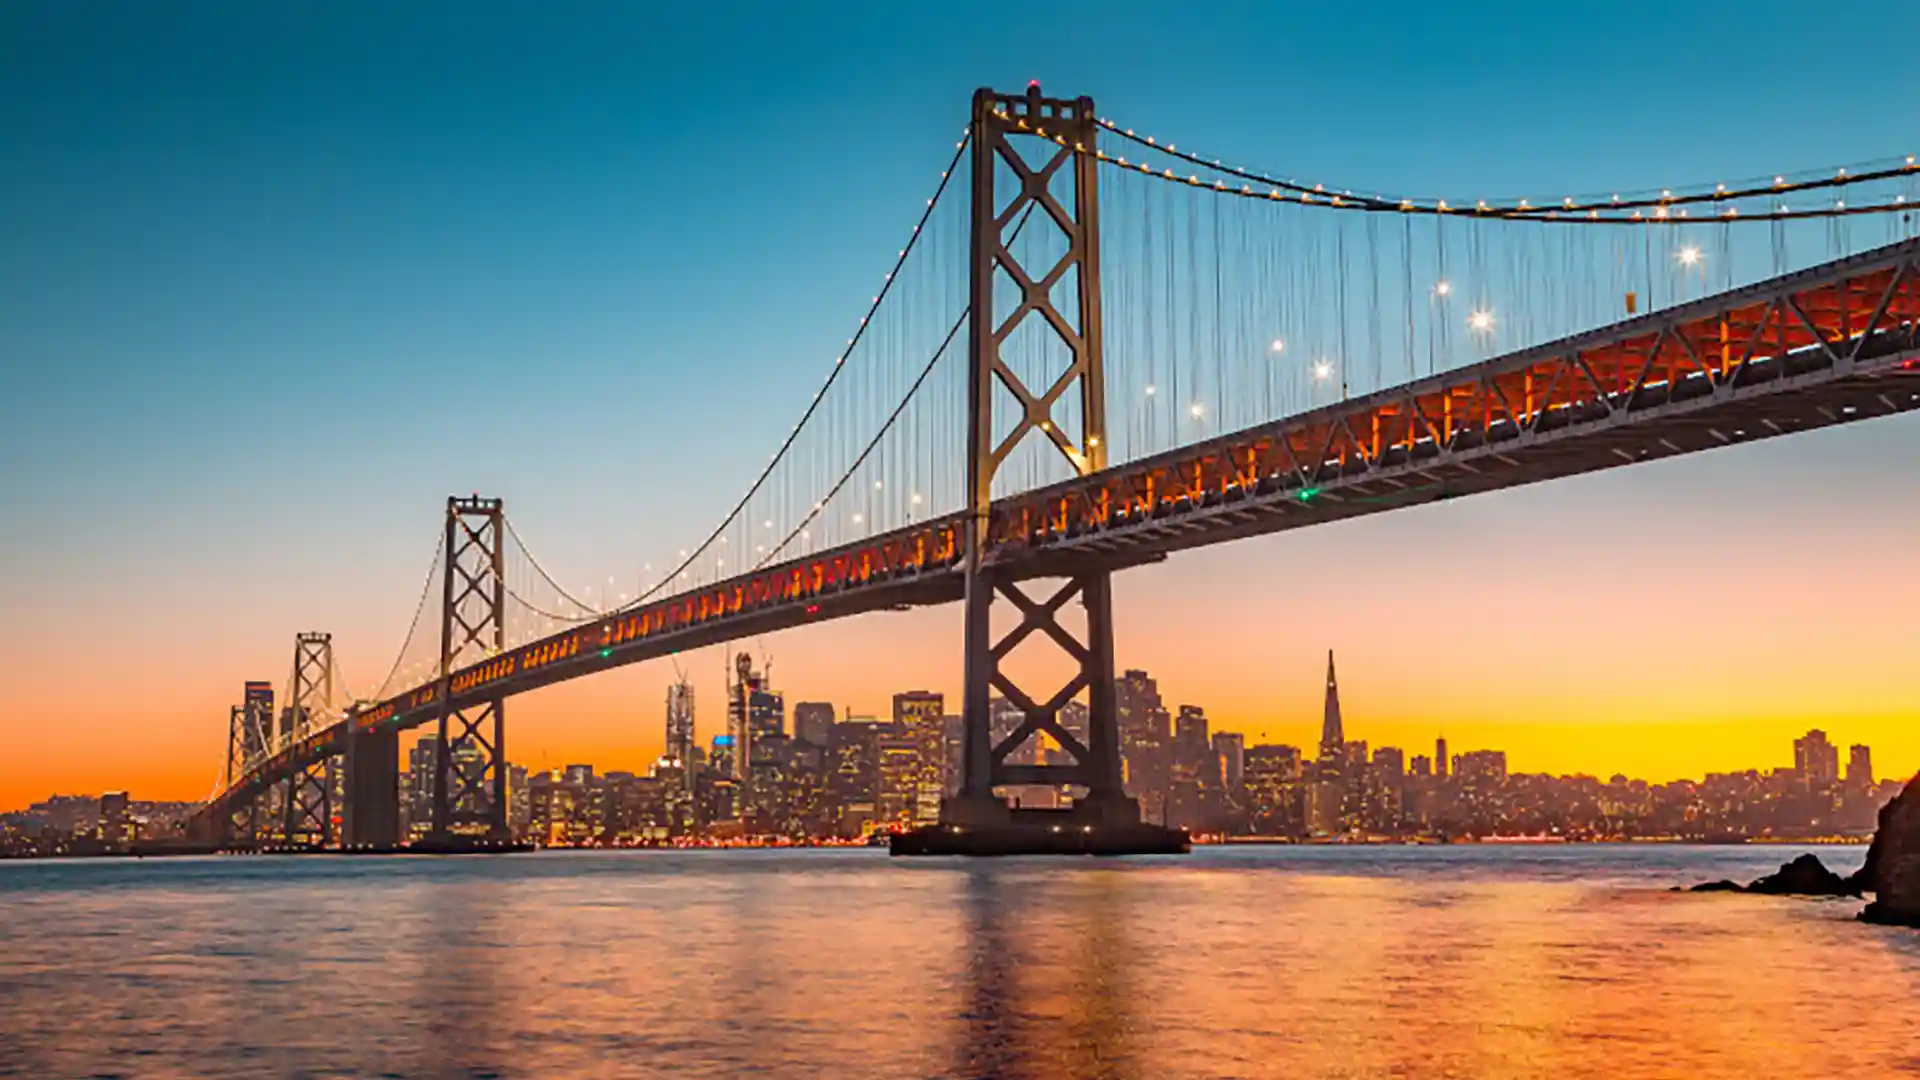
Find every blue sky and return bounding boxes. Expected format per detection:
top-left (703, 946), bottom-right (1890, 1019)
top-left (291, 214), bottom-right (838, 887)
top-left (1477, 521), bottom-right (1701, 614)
top-left (3, 1), bottom-right (1918, 803)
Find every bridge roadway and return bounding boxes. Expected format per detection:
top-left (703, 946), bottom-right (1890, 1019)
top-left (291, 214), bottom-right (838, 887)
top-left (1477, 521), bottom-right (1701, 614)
top-left (215, 237), bottom-right (1920, 816)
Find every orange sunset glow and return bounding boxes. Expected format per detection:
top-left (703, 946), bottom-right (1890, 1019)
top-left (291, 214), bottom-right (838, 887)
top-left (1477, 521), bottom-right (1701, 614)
top-left (6, 417), bottom-right (1916, 810)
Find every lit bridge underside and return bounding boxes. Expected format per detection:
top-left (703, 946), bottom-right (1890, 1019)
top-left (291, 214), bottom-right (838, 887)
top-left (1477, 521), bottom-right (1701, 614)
top-left (211, 237), bottom-right (1920, 819)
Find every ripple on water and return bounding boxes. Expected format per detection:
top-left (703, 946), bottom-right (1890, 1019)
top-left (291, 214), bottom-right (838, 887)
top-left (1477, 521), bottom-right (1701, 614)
top-left (0, 846), bottom-right (1914, 1079)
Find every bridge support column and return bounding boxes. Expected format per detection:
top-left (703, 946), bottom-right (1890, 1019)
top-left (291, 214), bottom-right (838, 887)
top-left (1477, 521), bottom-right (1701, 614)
top-left (281, 761), bottom-right (332, 848)
top-left (429, 496), bottom-right (512, 846)
top-left (269, 633), bottom-right (336, 848)
top-left (343, 727), bottom-right (401, 848)
top-left (897, 84), bottom-right (1184, 856)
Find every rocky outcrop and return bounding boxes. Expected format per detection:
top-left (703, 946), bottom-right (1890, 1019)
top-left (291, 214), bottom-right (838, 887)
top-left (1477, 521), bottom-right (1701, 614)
top-left (1683, 853), bottom-right (1858, 896)
top-left (1856, 773), bottom-right (1920, 927)
top-left (1746, 853), bottom-right (1858, 896)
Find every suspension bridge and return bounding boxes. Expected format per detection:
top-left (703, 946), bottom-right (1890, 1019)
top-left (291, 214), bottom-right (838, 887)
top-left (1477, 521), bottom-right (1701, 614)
top-left (191, 84), bottom-right (1920, 854)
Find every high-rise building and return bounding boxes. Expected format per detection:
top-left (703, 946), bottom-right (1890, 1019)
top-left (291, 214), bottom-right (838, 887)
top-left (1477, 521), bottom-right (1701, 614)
top-left (1213, 731), bottom-right (1246, 795)
top-left (876, 724), bottom-right (921, 828)
top-left (98, 791), bottom-right (130, 847)
top-left (794, 701), bottom-right (835, 750)
top-left (1243, 744), bottom-right (1304, 835)
top-left (726, 652), bottom-right (784, 778)
top-left (1847, 744), bottom-right (1874, 789)
top-left (506, 764), bottom-right (529, 839)
top-left (1320, 650), bottom-right (1345, 762)
top-left (1115, 669), bottom-right (1171, 824)
top-left (1794, 730), bottom-right (1840, 789)
top-left (665, 681), bottom-right (696, 776)
top-left (827, 718), bottom-right (882, 838)
top-left (893, 691), bottom-right (946, 825)
top-left (242, 681), bottom-right (274, 760)
top-left (405, 738), bottom-right (438, 837)
top-left (1174, 705), bottom-right (1212, 783)
top-left (1435, 737), bottom-right (1450, 780)
top-left (1369, 746), bottom-right (1406, 832)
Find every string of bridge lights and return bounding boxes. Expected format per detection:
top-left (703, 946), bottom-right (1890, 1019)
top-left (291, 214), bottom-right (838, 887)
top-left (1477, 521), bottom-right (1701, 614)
top-left (755, 308), bottom-right (967, 572)
top-left (355, 116), bottom-right (1915, 708)
top-left (989, 109), bottom-right (1917, 223)
top-left (752, 202), bottom-right (1037, 569)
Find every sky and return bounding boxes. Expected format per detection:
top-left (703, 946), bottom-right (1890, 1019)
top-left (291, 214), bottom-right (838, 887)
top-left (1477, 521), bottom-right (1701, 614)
top-left (3, 1), bottom-right (1919, 810)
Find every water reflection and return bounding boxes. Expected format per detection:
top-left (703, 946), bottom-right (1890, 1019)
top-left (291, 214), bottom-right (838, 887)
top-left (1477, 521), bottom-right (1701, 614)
top-left (0, 847), bottom-right (1915, 1079)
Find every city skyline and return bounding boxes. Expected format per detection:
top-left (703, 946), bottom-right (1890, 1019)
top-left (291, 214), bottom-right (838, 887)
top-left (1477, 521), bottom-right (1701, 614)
top-left (8, 648), bottom-right (1911, 814)
top-left (6, 3), bottom-right (1920, 811)
top-left (10, 653), bottom-right (1895, 853)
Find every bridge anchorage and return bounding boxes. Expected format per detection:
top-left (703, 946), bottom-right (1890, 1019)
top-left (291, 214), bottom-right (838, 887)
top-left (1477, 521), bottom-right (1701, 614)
top-left (894, 85), bottom-right (1184, 855)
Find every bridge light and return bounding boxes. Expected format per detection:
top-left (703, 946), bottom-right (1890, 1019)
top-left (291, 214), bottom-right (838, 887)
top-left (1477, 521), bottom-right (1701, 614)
top-left (1312, 360), bottom-right (1333, 381)
top-left (1467, 310), bottom-right (1495, 333)
top-left (1144, 384), bottom-right (1156, 397)
top-left (1677, 244), bottom-right (1702, 267)
top-left (1434, 280), bottom-right (1451, 297)
top-left (1298, 487), bottom-right (1321, 502)
top-left (1269, 338), bottom-right (1285, 353)
top-left (599, 649), bottom-right (611, 659)
top-left (852, 513), bottom-right (864, 524)
top-left (1189, 402), bottom-right (1205, 418)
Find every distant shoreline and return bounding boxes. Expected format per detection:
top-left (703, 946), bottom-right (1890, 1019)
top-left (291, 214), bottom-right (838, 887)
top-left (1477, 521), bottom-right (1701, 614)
top-left (0, 835), bottom-right (1876, 861)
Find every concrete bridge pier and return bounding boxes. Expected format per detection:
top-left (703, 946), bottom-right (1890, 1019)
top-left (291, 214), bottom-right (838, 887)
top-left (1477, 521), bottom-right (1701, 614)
top-left (343, 728), bottom-right (401, 848)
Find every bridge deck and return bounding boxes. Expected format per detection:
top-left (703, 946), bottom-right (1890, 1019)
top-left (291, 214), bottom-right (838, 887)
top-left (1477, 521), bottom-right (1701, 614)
top-left (212, 238), bottom-right (1920, 815)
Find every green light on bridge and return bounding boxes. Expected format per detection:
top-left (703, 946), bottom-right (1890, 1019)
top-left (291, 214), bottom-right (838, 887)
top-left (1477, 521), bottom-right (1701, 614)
top-left (1297, 487), bottom-right (1321, 502)
top-left (600, 648), bottom-right (612, 659)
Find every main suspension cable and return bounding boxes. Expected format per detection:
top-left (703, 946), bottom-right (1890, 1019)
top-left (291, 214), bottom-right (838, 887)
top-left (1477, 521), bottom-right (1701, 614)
top-left (618, 133), bottom-right (973, 612)
top-left (1083, 115), bottom-right (1917, 222)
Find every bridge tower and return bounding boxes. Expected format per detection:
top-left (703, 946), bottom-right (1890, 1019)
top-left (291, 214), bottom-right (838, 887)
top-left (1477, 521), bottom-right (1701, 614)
top-left (219, 680), bottom-right (275, 846)
top-left (278, 632), bottom-right (335, 847)
top-left (223, 702), bottom-right (257, 845)
top-left (430, 495), bottom-right (510, 841)
top-left (903, 85), bottom-right (1182, 854)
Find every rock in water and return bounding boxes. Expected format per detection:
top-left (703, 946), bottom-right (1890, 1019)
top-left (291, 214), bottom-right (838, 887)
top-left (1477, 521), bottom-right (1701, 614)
top-left (1746, 853), bottom-right (1858, 896)
top-left (1857, 772), bottom-right (1920, 927)
top-left (1688, 879), bottom-right (1744, 893)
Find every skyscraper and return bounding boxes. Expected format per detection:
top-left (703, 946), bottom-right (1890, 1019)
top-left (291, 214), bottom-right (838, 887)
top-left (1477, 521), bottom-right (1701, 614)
top-left (1794, 729), bottom-right (1840, 789)
top-left (876, 725), bottom-right (921, 829)
top-left (1116, 669), bottom-right (1171, 824)
top-left (726, 653), bottom-right (784, 778)
top-left (1174, 706), bottom-right (1212, 784)
top-left (665, 681), bottom-right (696, 778)
top-left (1320, 650), bottom-right (1344, 761)
top-left (892, 691), bottom-right (946, 825)
top-left (1213, 731), bottom-right (1245, 794)
top-left (1435, 737), bottom-right (1450, 780)
top-left (1848, 744), bottom-right (1875, 788)
top-left (827, 718), bottom-right (881, 838)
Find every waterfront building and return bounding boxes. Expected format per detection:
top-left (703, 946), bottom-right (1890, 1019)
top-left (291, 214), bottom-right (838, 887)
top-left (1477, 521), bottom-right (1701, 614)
top-left (892, 691), bottom-right (946, 826)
